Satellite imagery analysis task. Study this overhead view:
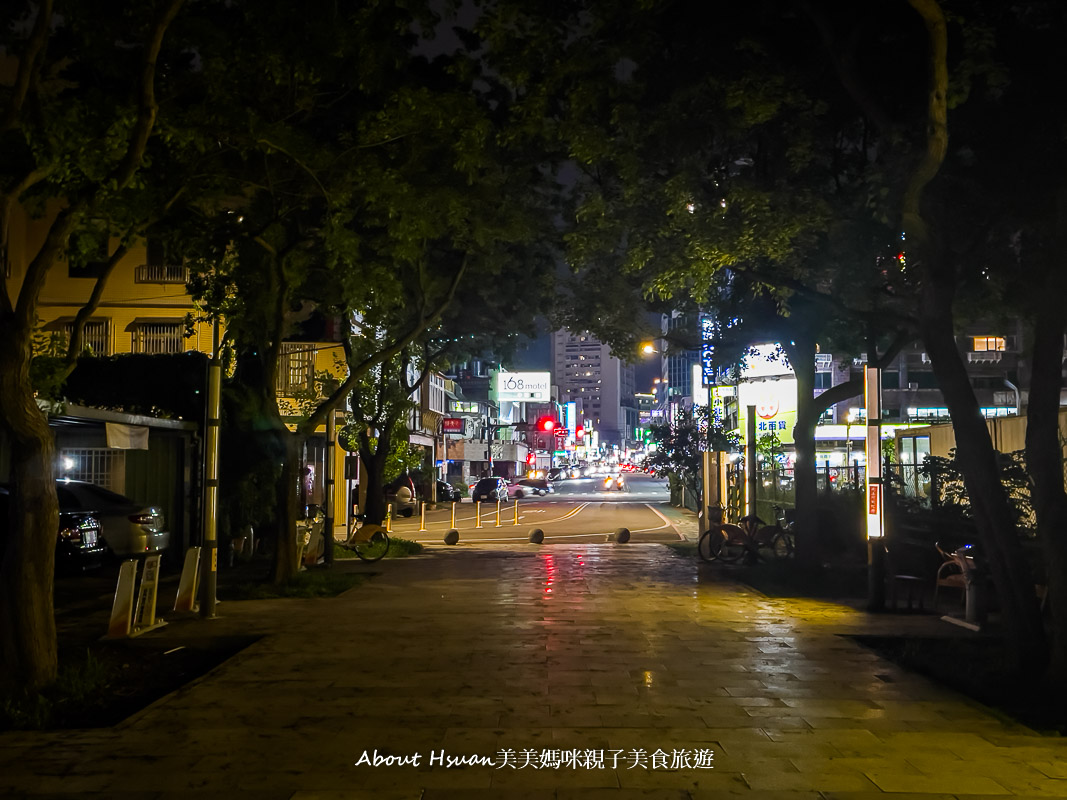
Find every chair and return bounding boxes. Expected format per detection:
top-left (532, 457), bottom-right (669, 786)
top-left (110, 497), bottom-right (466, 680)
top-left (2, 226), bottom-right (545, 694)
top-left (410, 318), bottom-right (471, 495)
top-left (934, 542), bottom-right (966, 609)
top-left (884, 540), bottom-right (926, 612)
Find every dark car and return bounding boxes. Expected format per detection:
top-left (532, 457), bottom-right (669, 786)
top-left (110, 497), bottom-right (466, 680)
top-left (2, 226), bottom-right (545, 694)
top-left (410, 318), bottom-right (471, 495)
top-left (471, 477), bottom-right (508, 503)
top-left (436, 480), bottom-right (458, 502)
top-left (0, 484), bottom-right (108, 573)
top-left (54, 480), bottom-right (169, 558)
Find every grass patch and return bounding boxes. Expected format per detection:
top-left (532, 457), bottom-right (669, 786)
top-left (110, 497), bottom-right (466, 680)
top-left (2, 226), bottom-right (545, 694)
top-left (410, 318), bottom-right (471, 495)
top-left (733, 561), bottom-right (867, 599)
top-left (851, 634), bottom-right (1067, 734)
top-left (1, 636), bottom-right (257, 731)
top-left (329, 536), bottom-right (423, 560)
top-left (1, 649), bottom-right (110, 729)
top-left (222, 570), bottom-right (370, 600)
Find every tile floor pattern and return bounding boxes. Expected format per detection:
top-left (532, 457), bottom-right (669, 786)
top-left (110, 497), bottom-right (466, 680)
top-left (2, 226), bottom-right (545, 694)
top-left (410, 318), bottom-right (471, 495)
top-left (2, 543), bottom-right (1066, 799)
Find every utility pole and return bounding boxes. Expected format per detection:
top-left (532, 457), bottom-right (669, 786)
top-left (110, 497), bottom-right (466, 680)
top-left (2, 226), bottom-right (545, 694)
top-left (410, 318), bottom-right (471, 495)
top-left (200, 319), bottom-right (220, 618)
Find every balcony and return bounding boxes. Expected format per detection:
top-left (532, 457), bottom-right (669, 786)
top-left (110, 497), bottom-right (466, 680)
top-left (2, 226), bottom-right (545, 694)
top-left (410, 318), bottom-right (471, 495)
top-left (135, 264), bottom-right (189, 284)
top-left (968, 350), bottom-right (1003, 364)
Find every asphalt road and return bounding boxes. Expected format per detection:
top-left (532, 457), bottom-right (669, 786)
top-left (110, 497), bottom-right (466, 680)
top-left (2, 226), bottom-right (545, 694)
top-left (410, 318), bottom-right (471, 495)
top-left (394, 472), bottom-right (681, 545)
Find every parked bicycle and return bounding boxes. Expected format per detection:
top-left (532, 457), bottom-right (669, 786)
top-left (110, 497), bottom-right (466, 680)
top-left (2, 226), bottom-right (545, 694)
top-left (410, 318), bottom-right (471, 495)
top-left (340, 513), bottom-right (391, 562)
top-left (697, 505), bottom-right (794, 563)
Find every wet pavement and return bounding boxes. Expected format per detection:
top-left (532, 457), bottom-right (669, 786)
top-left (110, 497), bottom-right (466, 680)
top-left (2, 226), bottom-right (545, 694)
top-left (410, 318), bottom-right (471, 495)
top-left (3, 538), bottom-right (1066, 799)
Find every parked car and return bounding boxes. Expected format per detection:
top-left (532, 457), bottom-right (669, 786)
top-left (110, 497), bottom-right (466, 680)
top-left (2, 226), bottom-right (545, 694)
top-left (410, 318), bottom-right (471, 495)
top-left (384, 475), bottom-right (416, 516)
top-left (436, 480), bottom-right (458, 502)
top-left (0, 484), bottom-right (108, 573)
top-left (513, 478), bottom-right (552, 498)
top-left (55, 480), bottom-right (169, 558)
top-left (470, 477), bottom-right (508, 503)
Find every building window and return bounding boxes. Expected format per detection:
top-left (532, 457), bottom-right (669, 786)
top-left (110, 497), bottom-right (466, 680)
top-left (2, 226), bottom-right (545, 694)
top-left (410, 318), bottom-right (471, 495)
top-left (58, 448), bottom-right (124, 491)
top-left (973, 336), bottom-right (1006, 352)
top-left (62, 319), bottom-right (111, 355)
top-left (277, 342), bottom-right (315, 393)
top-left (131, 321), bottom-right (186, 354)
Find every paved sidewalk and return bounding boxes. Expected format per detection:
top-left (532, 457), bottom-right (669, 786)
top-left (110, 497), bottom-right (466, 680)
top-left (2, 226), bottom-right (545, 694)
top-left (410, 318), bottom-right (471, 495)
top-left (2, 543), bottom-right (1066, 799)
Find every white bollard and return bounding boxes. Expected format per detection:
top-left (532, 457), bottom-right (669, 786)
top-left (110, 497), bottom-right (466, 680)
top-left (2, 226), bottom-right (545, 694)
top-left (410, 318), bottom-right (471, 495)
top-left (173, 547), bottom-right (201, 612)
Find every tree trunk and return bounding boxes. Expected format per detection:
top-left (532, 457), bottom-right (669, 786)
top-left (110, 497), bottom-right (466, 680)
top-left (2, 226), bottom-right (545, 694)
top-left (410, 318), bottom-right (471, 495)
top-left (360, 428), bottom-right (393, 525)
top-left (1024, 285), bottom-right (1067, 683)
top-left (271, 433), bottom-right (303, 585)
top-left (0, 325), bottom-right (59, 690)
top-left (920, 280), bottom-right (1046, 673)
top-left (786, 332), bottom-right (821, 566)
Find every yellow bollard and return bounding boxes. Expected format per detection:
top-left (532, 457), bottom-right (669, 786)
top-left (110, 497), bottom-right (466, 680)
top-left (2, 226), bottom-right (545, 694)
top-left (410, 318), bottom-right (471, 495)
top-left (419, 503), bottom-right (427, 532)
top-left (495, 499), bottom-right (502, 527)
top-left (451, 502), bottom-right (456, 528)
top-left (475, 501), bottom-right (482, 528)
top-left (386, 504), bottom-right (392, 533)
top-left (513, 499), bottom-right (519, 525)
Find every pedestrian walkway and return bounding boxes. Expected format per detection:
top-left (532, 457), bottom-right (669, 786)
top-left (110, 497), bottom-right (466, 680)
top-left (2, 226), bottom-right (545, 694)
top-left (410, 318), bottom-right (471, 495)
top-left (2, 543), bottom-right (1065, 798)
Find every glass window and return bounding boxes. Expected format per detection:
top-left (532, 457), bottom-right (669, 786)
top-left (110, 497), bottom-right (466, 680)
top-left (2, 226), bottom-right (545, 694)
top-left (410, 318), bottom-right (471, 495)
top-left (972, 336), bottom-right (1006, 352)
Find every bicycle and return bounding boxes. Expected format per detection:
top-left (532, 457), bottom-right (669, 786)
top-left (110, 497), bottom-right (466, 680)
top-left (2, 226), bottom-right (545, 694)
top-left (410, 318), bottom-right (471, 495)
top-left (697, 520), bottom-right (749, 563)
top-left (340, 513), bottom-right (391, 562)
top-left (766, 505), bottom-right (796, 559)
top-left (697, 506), bottom-right (795, 563)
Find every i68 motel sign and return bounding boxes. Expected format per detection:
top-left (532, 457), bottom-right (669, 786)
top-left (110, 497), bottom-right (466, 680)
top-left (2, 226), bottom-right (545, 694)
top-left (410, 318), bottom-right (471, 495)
top-left (491, 371), bottom-right (551, 402)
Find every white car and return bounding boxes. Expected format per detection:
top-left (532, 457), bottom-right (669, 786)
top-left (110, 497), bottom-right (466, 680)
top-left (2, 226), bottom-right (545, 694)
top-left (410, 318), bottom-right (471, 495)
top-left (56, 480), bottom-right (169, 558)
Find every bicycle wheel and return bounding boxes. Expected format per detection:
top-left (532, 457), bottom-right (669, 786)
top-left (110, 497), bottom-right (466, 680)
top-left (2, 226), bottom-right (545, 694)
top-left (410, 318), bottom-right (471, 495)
top-left (697, 529), bottom-right (723, 562)
top-left (355, 530), bottom-right (390, 562)
top-left (771, 532), bottom-right (795, 560)
top-left (754, 526), bottom-right (781, 562)
top-left (716, 524), bottom-right (748, 564)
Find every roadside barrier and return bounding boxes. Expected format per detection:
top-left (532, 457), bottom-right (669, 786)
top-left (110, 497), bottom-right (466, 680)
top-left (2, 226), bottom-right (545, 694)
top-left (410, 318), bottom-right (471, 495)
top-left (173, 547), bottom-right (201, 612)
top-left (106, 554), bottom-right (167, 638)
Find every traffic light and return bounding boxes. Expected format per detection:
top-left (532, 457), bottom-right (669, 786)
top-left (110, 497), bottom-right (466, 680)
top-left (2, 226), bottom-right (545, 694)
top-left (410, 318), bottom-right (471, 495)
top-left (537, 416), bottom-right (555, 433)
top-left (576, 426), bottom-right (584, 440)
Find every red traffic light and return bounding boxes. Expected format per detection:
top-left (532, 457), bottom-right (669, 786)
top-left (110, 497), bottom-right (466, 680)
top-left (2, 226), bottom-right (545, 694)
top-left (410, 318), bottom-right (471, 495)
top-left (576, 426), bottom-right (584, 439)
top-left (537, 416), bottom-right (555, 432)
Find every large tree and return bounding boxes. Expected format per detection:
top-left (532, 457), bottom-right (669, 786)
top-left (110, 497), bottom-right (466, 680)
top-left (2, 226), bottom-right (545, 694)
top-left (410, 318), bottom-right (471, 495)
top-left (491, 0), bottom-right (914, 560)
top-left (0, 0), bottom-right (185, 690)
top-left (174, 1), bottom-right (562, 584)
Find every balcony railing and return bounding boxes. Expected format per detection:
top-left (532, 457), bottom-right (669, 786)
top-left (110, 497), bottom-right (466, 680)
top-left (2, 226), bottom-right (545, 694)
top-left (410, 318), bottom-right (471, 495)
top-left (968, 350), bottom-right (1003, 363)
top-left (135, 264), bottom-right (189, 284)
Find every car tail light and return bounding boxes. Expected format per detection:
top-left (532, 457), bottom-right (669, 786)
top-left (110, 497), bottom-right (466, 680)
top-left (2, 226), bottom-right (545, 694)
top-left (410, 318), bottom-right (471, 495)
top-left (129, 512), bottom-right (162, 529)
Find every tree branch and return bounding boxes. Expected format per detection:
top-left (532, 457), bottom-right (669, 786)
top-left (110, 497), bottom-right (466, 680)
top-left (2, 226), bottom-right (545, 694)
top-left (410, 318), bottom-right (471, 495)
top-left (62, 241), bottom-right (130, 369)
top-left (902, 0), bottom-right (949, 249)
top-left (0, 0), bottom-right (53, 134)
top-left (796, 0), bottom-right (895, 132)
top-left (0, 165), bottom-right (54, 315)
top-left (298, 254), bottom-right (469, 434)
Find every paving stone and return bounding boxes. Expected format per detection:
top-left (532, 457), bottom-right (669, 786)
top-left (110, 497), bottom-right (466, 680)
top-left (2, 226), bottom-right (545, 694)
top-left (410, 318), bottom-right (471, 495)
top-left (3, 543), bottom-right (1065, 798)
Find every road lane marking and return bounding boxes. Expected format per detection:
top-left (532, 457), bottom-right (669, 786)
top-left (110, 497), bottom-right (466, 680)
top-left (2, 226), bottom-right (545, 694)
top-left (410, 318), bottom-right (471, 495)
top-left (646, 504), bottom-right (686, 540)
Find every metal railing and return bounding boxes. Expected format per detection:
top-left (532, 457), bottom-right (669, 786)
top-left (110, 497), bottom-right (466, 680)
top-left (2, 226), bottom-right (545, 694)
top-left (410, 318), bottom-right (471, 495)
top-left (134, 264), bottom-right (189, 284)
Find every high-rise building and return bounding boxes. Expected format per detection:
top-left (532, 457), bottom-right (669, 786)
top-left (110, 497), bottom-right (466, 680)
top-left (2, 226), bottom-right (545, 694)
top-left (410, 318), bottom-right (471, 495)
top-left (661, 310), bottom-right (703, 403)
top-left (551, 329), bottom-right (636, 449)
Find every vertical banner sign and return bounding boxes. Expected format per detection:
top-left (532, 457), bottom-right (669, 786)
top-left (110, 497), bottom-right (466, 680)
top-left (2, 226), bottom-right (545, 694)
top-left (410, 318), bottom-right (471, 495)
top-left (864, 365), bottom-right (883, 539)
top-left (700, 315), bottom-right (715, 385)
